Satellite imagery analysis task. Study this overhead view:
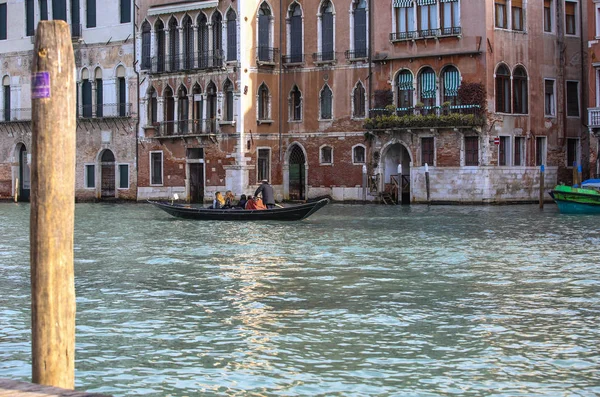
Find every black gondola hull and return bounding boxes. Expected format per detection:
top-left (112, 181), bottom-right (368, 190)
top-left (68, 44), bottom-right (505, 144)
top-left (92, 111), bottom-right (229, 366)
top-left (148, 198), bottom-right (329, 221)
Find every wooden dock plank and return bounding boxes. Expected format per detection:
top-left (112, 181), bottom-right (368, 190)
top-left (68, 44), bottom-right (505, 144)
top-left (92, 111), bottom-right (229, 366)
top-left (0, 380), bottom-right (111, 397)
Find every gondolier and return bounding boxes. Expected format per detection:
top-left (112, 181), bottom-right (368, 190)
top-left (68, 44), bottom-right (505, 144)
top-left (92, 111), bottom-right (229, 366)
top-left (255, 179), bottom-right (275, 209)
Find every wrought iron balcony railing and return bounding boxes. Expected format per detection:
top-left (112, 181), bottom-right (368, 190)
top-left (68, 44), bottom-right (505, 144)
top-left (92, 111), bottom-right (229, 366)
top-left (0, 108), bottom-right (32, 122)
top-left (390, 26), bottom-right (462, 42)
top-left (146, 50), bottom-right (225, 74)
top-left (256, 47), bottom-right (279, 64)
top-left (154, 119), bottom-right (219, 137)
top-left (282, 53), bottom-right (305, 65)
top-left (312, 51), bottom-right (337, 63)
top-left (345, 49), bottom-right (368, 60)
top-left (77, 103), bottom-right (132, 118)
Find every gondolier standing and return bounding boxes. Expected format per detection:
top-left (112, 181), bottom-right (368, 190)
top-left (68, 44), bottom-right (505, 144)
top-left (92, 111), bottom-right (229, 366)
top-left (255, 179), bottom-right (276, 209)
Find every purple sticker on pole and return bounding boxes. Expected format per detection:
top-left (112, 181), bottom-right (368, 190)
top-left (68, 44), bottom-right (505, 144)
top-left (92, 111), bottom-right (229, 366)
top-left (31, 72), bottom-right (51, 99)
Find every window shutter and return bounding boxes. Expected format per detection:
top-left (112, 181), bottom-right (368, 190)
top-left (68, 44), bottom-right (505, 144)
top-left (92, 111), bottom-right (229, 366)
top-left (227, 12), bottom-right (237, 61)
top-left (40, 0), bottom-right (48, 20)
top-left (354, 8), bottom-right (367, 57)
top-left (120, 0), bottom-right (131, 23)
top-left (26, 0), bottom-right (35, 36)
top-left (291, 13), bottom-right (303, 62)
top-left (53, 0), bottom-right (67, 21)
top-left (322, 11), bottom-right (334, 58)
top-left (86, 0), bottom-right (96, 28)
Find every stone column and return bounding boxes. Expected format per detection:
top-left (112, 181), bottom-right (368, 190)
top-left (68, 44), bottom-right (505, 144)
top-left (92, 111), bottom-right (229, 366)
top-left (91, 80), bottom-right (97, 117)
top-left (174, 96), bottom-right (179, 134)
top-left (164, 29), bottom-right (170, 71)
top-left (207, 22), bottom-right (213, 67)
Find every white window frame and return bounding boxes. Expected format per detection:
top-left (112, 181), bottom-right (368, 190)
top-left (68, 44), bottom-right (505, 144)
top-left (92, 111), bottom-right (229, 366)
top-left (536, 136), bottom-right (547, 166)
top-left (84, 163), bottom-right (95, 189)
top-left (544, 78), bottom-right (556, 117)
top-left (513, 136), bottom-right (525, 166)
top-left (596, 2), bottom-right (600, 38)
top-left (317, 0), bottom-right (336, 57)
top-left (494, 0), bottom-right (526, 32)
top-left (498, 135), bottom-right (512, 166)
top-left (318, 84), bottom-right (333, 121)
top-left (565, 80), bottom-right (580, 118)
top-left (149, 150), bottom-right (163, 186)
top-left (352, 144), bottom-right (366, 165)
top-left (565, 0), bottom-right (579, 36)
top-left (256, 83), bottom-right (273, 122)
top-left (319, 144), bottom-right (333, 165)
top-left (543, 0), bottom-right (555, 34)
top-left (256, 147), bottom-right (271, 182)
top-left (118, 163), bottom-right (130, 190)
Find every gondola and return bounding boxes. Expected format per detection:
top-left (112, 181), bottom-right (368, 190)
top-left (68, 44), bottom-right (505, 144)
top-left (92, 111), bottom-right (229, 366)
top-left (148, 198), bottom-right (330, 221)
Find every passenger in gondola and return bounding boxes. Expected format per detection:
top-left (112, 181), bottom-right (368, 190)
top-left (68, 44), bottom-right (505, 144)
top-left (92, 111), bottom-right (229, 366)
top-left (238, 194), bottom-right (248, 209)
top-left (212, 191), bottom-right (225, 209)
top-left (245, 196), bottom-right (266, 210)
top-left (223, 190), bottom-right (235, 208)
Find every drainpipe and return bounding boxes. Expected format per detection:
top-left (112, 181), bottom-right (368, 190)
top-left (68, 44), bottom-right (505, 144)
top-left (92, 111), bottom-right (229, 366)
top-left (133, 0), bottom-right (140, 201)
top-left (579, 0), bottom-right (588, 179)
top-left (278, 0), bottom-right (283, 162)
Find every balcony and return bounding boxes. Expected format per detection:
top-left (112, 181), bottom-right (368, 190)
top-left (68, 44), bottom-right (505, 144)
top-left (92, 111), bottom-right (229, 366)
top-left (365, 104), bottom-right (485, 131)
top-left (345, 49), bottom-right (368, 61)
top-left (154, 119), bottom-right (219, 138)
top-left (77, 103), bottom-right (132, 118)
top-left (282, 53), bottom-right (305, 66)
top-left (589, 108), bottom-right (600, 129)
top-left (390, 26), bottom-right (462, 42)
top-left (144, 51), bottom-right (225, 74)
top-left (312, 51), bottom-right (337, 65)
top-left (0, 108), bottom-right (32, 122)
top-left (256, 47), bottom-right (279, 65)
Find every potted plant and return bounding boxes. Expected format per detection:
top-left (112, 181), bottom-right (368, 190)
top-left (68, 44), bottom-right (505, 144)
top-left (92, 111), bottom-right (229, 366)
top-left (414, 101), bottom-right (425, 115)
top-left (441, 101), bottom-right (451, 115)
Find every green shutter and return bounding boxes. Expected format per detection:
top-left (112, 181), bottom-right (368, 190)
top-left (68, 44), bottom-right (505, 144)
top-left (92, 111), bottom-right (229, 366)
top-left (397, 71), bottom-right (414, 90)
top-left (393, 0), bottom-right (413, 7)
top-left (420, 69), bottom-right (436, 99)
top-left (443, 68), bottom-right (460, 97)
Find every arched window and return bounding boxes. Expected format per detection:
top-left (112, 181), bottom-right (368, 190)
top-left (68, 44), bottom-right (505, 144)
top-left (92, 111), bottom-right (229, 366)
top-left (495, 64), bottom-right (511, 113)
top-left (223, 79), bottom-right (234, 122)
top-left (212, 12), bottom-right (223, 67)
top-left (353, 81), bottom-right (366, 118)
top-left (320, 145), bottom-right (333, 164)
top-left (177, 85), bottom-right (188, 133)
top-left (258, 2), bottom-right (272, 62)
top-left (288, 3), bottom-right (303, 63)
top-left (227, 9), bottom-right (237, 62)
top-left (396, 70), bottom-right (413, 109)
top-left (258, 83), bottom-right (270, 120)
top-left (442, 66), bottom-right (460, 106)
top-left (164, 86), bottom-right (174, 135)
top-left (141, 21), bottom-right (151, 70)
top-left (197, 14), bottom-right (209, 68)
top-left (148, 86), bottom-right (157, 125)
top-left (418, 67), bottom-right (436, 108)
top-left (155, 19), bottom-right (165, 72)
top-left (353, 145), bottom-right (366, 164)
top-left (168, 17), bottom-right (179, 71)
top-left (290, 85), bottom-right (302, 121)
top-left (2, 76), bottom-right (9, 121)
top-left (81, 69), bottom-right (92, 117)
top-left (192, 84), bottom-right (203, 132)
top-left (182, 15), bottom-right (194, 69)
top-left (95, 68), bottom-right (103, 117)
top-left (513, 65), bottom-right (528, 114)
top-left (352, 0), bottom-right (367, 58)
top-left (320, 0), bottom-right (334, 61)
top-left (320, 85), bottom-right (333, 120)
top-left (206, 82), bottom-right (217, 133)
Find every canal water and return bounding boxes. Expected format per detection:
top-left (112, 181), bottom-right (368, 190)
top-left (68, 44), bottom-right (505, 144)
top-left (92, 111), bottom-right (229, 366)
top-left (1, 202), bottom-right (599, 396)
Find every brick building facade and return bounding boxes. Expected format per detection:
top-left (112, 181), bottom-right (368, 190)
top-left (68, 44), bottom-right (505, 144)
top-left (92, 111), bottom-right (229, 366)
top-left (587, 0), bottom-right (600, 178)
top-left (0, 0), bottom-right (137, 201)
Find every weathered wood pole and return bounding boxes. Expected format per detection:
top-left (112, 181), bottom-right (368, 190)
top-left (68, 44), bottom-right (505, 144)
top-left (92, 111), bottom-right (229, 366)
top-left (539, 164), bottom-right (545, 209)
top-left (30, 21), bottom-right (76, 389)
top-left (572, 162), bottom-right (578, 186)
top-left (15, 178), bottom-right (19, 202)
top-left (425, 163), bottom-right (430, 204)
top-left (362, 164), bottom-right (367, 203)
top-left (577, 164), bottom-right (583, 187)
top-left (397, 164), bottom-right (402, 204)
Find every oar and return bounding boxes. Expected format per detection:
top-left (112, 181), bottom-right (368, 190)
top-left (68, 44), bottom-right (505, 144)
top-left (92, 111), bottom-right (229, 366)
top-left (275, 203), bottom-right (284, 208)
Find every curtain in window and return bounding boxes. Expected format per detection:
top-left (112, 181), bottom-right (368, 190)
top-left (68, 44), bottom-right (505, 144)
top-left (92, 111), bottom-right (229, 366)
top-left (321, 86), bottom-right (332, 119)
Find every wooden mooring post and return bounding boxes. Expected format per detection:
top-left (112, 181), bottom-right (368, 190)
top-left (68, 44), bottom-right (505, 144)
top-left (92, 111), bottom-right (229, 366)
top-left (30, 21), bottom-right (77, 389)
top-left (539, 164), bottom-right (545, 209)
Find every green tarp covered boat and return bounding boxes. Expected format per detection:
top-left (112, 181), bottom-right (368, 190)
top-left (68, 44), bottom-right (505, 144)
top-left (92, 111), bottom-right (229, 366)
top-left (549, 180), bottom-right (600, 214)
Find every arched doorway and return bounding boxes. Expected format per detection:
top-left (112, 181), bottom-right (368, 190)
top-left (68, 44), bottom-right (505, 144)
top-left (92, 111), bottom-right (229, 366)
top-left (288, 144), bottom-right (306, 200)
top-left (382, 142), bottom-right (411, 204)
top-left (100, 149), bottom-right (116, 199)
top-left (17, 144), bottom-right (30, 202)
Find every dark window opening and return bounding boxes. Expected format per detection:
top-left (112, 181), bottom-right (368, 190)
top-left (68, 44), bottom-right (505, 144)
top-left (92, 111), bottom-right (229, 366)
top-left (86, 0), bottom-right (96, 28)
top-left (465, 137), bottom-right (479, 166)
top-left (421, 137), bottom-right (434, 166)
top-left (120, 0), bottom-right (131, 24)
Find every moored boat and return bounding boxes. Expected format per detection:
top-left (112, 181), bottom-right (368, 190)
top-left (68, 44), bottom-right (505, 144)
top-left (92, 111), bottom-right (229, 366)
top-left (148, 198), bottom-right (330, 221)
top-left (549, 180), bottom-right (600, 214)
